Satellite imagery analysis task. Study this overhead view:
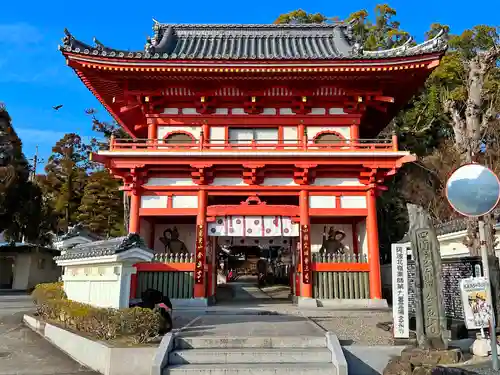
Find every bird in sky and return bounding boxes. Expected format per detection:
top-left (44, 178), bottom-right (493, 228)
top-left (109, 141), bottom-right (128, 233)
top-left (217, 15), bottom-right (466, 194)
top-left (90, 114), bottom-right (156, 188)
top-left (53, 105), bottom-right (63, 111)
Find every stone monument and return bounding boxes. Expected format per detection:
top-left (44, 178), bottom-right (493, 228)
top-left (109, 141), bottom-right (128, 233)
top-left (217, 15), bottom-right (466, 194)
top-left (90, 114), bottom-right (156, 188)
top-left (383, 204), bottom-right (463, 375)
top-left (407, 203), bottom-right (449, 349)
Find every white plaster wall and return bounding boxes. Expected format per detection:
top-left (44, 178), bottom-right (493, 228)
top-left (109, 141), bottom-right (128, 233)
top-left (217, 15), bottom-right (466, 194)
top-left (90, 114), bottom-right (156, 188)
top-left (209, 127), bottom-right (226, 144)
top-left (157, 126), bottom-right (201, 140)
top-left (261, 177), bottom-right (297, 186)
top-left (309, 196), bottom-right (336, 209)
top-left (145, 177), bottom-right (195, 186)
top-left (262, 108), bottom-right (277, 115)
top-left (141, 196), bottom-right (168, 209)
top-left (153, 223), bottom-right (196, 254)
top-left (306, 126), bottom-right (351, 140)
top-left (283, 126), bottom-right (298, 144)
top-left (62, 265), bottom-right (122, 308)
top-left (356, 219), bottom-right (368, 256)
top-left (211, 177), bottom-right (247, 186)
top-left (310, 223), bottom-right (353, 253)
top-left (340, 196), bottom-right (367, 209)
top-left (329, 108), bottom-right (346, 115)
top-left (180, 108), bottom-right (198, 115)
top-left (439, 237), bottom-right (470, 258)
top-left (171, 195), bottom-right (198, 209)
top-left (312, 178), bottom-right (362, 186)
top-left (310, 108), bottom-right (327, 115)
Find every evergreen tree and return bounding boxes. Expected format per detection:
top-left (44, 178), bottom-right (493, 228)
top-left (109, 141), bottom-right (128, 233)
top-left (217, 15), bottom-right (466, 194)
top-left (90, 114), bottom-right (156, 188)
top-left (41, 133), bottom-right (90, 233)
top-left (77, 169), bottom-right (125, 237)
top-left (0, 104), bottom-right (54, 244)
top-left (85, 108), bottom-right (130, 232)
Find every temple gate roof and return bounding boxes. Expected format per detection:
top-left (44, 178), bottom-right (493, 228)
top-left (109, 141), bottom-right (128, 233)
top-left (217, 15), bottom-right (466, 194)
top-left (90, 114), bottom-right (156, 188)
top-left (60, 22), bottom-right (447, 61)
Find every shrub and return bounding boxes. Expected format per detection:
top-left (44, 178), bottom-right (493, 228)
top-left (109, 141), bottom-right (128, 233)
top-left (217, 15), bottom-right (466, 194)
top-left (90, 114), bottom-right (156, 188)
top-left (31, 282), bottom-right (67, 304)
top-left (31, 282), bottom-right (160, 343)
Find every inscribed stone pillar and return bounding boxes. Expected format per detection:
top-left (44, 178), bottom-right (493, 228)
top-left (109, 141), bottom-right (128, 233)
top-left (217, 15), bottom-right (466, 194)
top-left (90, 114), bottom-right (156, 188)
top-left (407, 203), bottom-right (449, 349)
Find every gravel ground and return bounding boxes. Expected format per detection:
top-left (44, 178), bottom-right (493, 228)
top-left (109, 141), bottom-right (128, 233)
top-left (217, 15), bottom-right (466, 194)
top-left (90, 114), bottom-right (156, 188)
top-left (307, 310), bottom-right (394, 345)
top-left (458, 362), bottom-right (500, 375)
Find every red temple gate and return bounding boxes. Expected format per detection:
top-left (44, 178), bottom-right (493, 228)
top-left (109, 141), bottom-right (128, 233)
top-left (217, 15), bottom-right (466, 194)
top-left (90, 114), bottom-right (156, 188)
top-left (60, 22), bottom-right (447, 304)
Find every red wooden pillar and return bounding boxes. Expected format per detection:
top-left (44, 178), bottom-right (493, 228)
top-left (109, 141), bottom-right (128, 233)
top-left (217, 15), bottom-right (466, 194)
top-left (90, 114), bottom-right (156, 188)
top-left (147, 123), bottom-right (157, 149)
top-left (299, 190), bottom-right (313, 298)
top-left (350, 123), bottom-right (359, 148)
top-left (129, 192), bottom-right (141, 234)
top-left (194, 190), bottom-right (207, 298)
top-left (130, 272), bottom-right (138, 299)
top-left (366, 187), bottom-right (382, 299)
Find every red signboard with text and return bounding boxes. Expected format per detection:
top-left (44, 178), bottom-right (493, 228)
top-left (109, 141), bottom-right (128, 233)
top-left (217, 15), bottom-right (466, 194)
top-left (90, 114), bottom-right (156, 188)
top-left (301, 224), bottom-right (311, 284)
top-left (195, 224), bottom-right (205, 284)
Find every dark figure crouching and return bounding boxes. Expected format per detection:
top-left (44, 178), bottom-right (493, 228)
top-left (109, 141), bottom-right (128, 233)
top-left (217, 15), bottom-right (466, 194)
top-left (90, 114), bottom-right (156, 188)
top-left (133, 288), bottom-right (173, 335)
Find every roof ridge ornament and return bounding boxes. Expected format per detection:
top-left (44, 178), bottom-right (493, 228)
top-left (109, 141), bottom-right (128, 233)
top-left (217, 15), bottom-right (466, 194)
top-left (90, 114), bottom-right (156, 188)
top-left (61, 28), bottom-right (74, 48)
top-left (363, 29), bottom-right (447, 58)
top-left (93, 37), bottom-right (105, 51)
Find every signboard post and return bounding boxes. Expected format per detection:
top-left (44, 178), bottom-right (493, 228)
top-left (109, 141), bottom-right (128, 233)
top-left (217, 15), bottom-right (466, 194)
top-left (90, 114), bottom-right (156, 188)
top-left (391, 244), bottom-right (409, 338)
top-left (446, 163), bottom-right (500, 370)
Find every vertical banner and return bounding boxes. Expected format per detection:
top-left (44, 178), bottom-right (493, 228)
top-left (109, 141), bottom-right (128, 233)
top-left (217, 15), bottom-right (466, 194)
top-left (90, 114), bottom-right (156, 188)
top-left (195, 224), bottom-right (205, 285)
top-left (391, 244), bottom-right (409, 338)
top-left (301, 224), bottom-right (312, 284)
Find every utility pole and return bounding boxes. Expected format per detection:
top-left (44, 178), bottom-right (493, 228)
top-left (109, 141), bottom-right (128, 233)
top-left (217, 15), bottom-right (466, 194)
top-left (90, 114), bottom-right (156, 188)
top-left (29, 146), bottom-right (43, 182)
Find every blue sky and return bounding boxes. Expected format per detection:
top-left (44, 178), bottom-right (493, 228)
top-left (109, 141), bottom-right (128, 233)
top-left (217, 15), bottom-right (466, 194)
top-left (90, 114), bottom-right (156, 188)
top-left (0, 0), bottom-right (498, 172)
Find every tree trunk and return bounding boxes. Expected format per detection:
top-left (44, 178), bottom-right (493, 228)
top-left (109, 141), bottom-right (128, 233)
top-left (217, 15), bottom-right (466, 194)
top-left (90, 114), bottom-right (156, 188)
top-left (444, 46), bottom-right (500, 256)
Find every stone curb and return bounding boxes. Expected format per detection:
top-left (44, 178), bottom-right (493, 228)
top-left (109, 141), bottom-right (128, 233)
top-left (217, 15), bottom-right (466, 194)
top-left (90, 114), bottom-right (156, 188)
top-left (151, 333), bottom-right (174, 375)
top-left (23, 314), bottom-right (158, 375)
top-left (326, 331), bottom-right (348, 375)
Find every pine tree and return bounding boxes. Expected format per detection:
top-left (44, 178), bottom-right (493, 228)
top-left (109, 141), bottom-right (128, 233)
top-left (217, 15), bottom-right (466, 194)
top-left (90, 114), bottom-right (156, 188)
top-left (77, 170), bottom-right (124, 237)
top-left (41, 133), bottom-right (90, 233)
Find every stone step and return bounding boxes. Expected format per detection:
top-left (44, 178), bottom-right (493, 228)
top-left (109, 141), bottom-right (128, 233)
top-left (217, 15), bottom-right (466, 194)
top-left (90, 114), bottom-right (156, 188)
top-left (174, 336), bottom-right (327, 349)
top-left (165, 363), bottom-right (336, 375)
top-left (169, 348), bottom-right (332, 365)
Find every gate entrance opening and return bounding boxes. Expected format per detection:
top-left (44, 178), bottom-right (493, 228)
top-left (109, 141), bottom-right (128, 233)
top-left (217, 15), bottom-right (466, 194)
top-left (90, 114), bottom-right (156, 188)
top-left (208, 215), bottom-right (299, 300)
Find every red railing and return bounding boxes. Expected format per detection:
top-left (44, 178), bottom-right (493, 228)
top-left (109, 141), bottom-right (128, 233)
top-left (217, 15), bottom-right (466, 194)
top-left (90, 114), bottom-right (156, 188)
top-left (108, 136), bottom-right (398, 152)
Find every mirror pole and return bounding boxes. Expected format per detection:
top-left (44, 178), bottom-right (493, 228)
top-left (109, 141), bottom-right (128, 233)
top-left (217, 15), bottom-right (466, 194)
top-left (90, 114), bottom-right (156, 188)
top-left (479, 217), bottom-right (499, 370)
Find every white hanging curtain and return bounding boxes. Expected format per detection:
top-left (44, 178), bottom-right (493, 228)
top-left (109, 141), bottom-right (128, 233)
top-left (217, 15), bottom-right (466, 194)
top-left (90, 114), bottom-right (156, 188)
top-left (208, 216), bottom-right (298, 237)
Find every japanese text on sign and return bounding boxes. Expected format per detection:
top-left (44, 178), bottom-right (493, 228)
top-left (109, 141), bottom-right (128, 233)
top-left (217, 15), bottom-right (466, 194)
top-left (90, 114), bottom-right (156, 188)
top-left (301, 224), bottom-right (312, 285)
top-left (195, 224), bottom-right (205, 285)
top-left (391, 243), bottom-right (409, 338)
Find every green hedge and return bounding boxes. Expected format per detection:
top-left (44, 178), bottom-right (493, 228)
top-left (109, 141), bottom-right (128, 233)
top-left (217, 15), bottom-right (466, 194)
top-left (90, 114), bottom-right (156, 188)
top-left (31, 282), bottom-right (160, 344)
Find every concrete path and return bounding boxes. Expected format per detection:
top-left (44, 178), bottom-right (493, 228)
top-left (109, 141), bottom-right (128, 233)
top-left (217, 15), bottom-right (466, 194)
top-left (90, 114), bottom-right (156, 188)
top-left (179, 313), bottom-right (325, 338)
top-left (0, 294), bottom-right (98, 375)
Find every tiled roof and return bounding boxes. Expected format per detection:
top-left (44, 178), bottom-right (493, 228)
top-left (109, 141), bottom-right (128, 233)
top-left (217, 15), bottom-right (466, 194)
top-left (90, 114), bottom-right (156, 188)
top-left (54, 233), bottom-right (150, 261)
top-left (56, 223), bottom-right (104, 242)
top-left (59, 22), bottom-right (447, 61)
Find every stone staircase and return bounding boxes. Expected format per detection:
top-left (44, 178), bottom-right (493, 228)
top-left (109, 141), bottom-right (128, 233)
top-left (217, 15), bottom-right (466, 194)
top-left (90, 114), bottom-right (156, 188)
top-left (164, 335), bottom-right (337, 375)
